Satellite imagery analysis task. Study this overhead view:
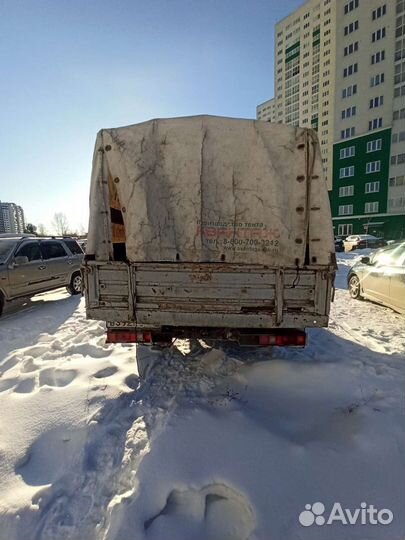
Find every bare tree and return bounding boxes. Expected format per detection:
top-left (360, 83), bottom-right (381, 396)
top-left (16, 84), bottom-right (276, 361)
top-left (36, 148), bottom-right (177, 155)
top-left (24, 223), bottom-right (37, 234)
top-left (37, 223), bottom-right (47, 236)
top-left (52, 213), bottom-right (69, 236)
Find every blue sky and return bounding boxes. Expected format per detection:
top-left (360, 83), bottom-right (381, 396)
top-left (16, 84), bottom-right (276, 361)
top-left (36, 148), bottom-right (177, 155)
top-left (1, 0), bottom-right (304, 233)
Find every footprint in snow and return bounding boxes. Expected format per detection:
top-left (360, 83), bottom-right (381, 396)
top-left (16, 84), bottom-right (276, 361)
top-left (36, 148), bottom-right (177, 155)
top-left (144, 483), bottom-right (256, 540)
top-left (0, 377), bottom-right (18, 392)
top-left (23, 345), bottom-right (52, 359)
top-left (93, 365), bottom-right (118, 379)
top-left (16, 426), bottom-right (86, 487)
top-left (14, 377), bottom-right (36, 394)
top-left (0, 355), bottom-right (20, 375)
top-left (125, 374), bottom-right (139, 390)
top-left (39, 368), bottom-right (77, 388)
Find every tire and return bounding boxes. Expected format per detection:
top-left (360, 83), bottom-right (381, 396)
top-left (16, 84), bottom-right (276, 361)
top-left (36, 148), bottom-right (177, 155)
top-left (0, 293), bottom-right (4, 317)
top-left (67, 272), bottom-right (82, 295)
top-left (348, 274), bottom-right (362, 300)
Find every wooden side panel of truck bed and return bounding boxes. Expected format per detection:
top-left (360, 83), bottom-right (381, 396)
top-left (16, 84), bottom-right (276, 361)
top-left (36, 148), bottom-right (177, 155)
top-left (83, 261), bottom-right (333, 329)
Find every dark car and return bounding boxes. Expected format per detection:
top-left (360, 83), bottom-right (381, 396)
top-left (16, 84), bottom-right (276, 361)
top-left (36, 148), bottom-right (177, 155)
top-left (347, 242), bottom-right (405, 314)
top-left (334, 237), bottom-right (344, 252)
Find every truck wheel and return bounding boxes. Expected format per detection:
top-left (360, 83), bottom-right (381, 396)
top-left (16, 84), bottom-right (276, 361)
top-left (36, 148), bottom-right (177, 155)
top-left (67, 272), bottom-right (82, 295)
top-left (348, 275), bottom-right (362, 299)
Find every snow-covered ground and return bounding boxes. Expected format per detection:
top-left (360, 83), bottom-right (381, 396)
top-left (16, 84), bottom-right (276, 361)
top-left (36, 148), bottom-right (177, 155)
top-left (0, 251), bottom-right (404, 540)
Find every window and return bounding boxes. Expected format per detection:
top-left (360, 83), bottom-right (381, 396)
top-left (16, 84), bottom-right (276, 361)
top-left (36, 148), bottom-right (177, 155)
top-left (344, 42), bottom-right (359, 56)
top-left (372, 5), bottom-right (387, 20)
top-left (344, 20), bottom-right (359, 35)
top-left (340, 146), bottom-right (355, 159)
top-left (366, 160), bottom-right (381, 173)
top-left (339, 204), bottom-right (354, 215)
top-left (40, 241), bottom-right (67, 259)
top-left (372, 245), bottom-right (405, 268)
top-left (368, 118), bottom-right (383, 130)
top-left (370, 73), bottom-right (385, 86)
top-left (394, 61), bottom-right (405, 84)
top-left (339, 185), bottom-right (354, 197)
top-left (366, 138), bottom-right (382, 152)
top-left (393, 108), bottom-right (405, 120)
top-left (340, 166), bottom-right (355, 178)
top-left (371, 50), bottom-right (385, 64)
top-left (389, 175), bottom-right (405, 187)
top-left (391, 153), bottom-right (405, 165)
top-left (344, 0), bottom-right (359, 15)
top-left (369, 96), bottom-right (384, 108)
top-left (372, 28), bottom-right (386, 42)
top-left (338, 223), bottom-right (353, 236)
top-left (365, 181), bottom-right (380, 193)
top-left (343, 63), bottom-right (358, 77)
top-left (342, 84), bottom-right (357, 98)
top-left (341, 106), bottom-right (357, 119)
top-left (15, 242), bottom-right (41, 262)
top-left (396, 14), bottom-right (405, 38)
top-left (63, 239), bottom-right (83, 255)
top-left (393, 131), bottom-right (405, 143)
top-left (365, 202), bottom-right (379, 213)
top-left (394, 84), bottom-right (405, 97)
top-left (395, 37), bottom-right (405, 61)
top-left (341, 127), bottom-right (356, 139)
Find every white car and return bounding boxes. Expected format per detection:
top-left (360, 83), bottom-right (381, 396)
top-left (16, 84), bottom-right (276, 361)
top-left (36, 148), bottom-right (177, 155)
top-left (344, 234), bottom-right (387, 251)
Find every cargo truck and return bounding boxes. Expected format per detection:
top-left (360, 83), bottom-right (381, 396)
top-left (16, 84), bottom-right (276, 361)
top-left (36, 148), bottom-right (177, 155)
top-left (83, 115), bottom-right (336, 348)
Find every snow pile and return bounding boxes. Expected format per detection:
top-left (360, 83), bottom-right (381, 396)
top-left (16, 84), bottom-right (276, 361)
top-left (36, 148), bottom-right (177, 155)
top-left (0, 253), bottom-right (404, 540)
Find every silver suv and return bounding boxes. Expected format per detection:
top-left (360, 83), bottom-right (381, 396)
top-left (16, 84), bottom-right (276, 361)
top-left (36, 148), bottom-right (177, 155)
top-left (0, 235), bottom-right (83, 316)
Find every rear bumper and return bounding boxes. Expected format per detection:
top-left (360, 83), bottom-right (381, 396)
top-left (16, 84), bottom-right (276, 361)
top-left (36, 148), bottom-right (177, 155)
top-left (106, 326), bottom-right (307, 347)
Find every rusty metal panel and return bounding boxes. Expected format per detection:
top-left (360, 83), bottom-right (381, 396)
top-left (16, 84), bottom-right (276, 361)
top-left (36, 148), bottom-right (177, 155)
top-left (132, 264), bottom-right (320, 328)
top-left (87, 307), bottom-right (133, 322)
top-left (135, 285), bottom-right (276, 301)
top-left (84, 260), bottom-right (332, 329)
top-left (134, 268), bottom-right (277, 286)
top-left (134, 310), bottom-right (328, 329)
top-left (83, 261), bottom-right (130, 313)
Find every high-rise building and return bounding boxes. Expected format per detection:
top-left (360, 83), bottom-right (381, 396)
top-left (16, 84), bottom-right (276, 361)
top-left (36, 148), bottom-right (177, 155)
top-left (257, 0), bottom-right (405, 239)
top-left (259, 0), bottom-right (337, 187)
top-left (256, 98), bottom-right (277, 122)
top-left (0, 202), bottom-right (25, 234)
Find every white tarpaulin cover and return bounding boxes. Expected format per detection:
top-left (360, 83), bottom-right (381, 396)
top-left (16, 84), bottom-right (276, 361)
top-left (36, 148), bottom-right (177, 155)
top-left (87, 115), bottom-right (334, 267)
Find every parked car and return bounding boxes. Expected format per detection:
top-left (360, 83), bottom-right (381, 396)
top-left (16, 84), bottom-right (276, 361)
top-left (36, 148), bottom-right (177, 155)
top-left (0, 236), bottom-right (83, 316)
top-left (334, 237), bottom-right (344, 252)
top-left (77, 238), bottom-right (87, 252)
top-left (347, 242), bottom-right (405, 314)
top-left (344, 234), bottom-right (387, 251)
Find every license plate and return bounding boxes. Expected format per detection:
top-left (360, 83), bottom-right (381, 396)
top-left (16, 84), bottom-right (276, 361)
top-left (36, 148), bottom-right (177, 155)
top-left (107, 321), bottom-right (135, 329)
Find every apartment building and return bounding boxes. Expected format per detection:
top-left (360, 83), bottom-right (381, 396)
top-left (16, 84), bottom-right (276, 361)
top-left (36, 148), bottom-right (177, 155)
top-left (260, 0), bottom-right (337, 187)
top-left (257, 0), bottom-right (405, 239)
top-left (331, 0), bottom-right (405, 239)
top-left (256, 98), bottom-right (277, 122)
top-left (0, 202), bottom-right (25, 234)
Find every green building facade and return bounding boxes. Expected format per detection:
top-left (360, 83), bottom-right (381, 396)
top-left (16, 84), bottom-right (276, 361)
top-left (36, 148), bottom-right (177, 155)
top-left (330, 128), bottom-right (405, 240)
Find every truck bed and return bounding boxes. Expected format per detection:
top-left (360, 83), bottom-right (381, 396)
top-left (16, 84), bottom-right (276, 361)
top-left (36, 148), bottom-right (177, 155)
top-left (84, 261), bottom-right (333, 329)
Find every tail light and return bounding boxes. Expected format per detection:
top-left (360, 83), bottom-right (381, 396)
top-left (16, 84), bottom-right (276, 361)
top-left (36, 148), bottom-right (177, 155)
top-left (106, 330), bottom-right (152, 344)
top-left (252, 331), bottom-right (306, 347)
